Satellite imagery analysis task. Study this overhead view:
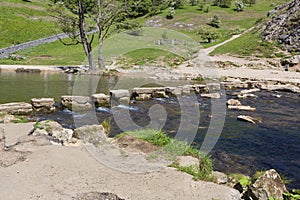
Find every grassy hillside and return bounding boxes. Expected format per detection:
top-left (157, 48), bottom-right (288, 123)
top-left (0, 0), bottom-right (59, 48)
top-left (0, 0), bottom-right (287, 65)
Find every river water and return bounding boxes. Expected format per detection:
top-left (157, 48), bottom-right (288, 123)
top-left (1, 71), bottom-right (299, 189)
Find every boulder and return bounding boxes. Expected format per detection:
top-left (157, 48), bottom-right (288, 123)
top-left (31, 98), bottom-right (55, 113)
top-left (248, 169), bottom-right (288, 200)
top-left (237, 115), bottom-right (262, 124)
top-left (228, 106), bottom-right (256, 111)
top-left (201, 93), bottom-right (221, 99)
top-left (227, 99), bottom-right (242, 106)
top-left (281, 55), bottom-right (300, 66)
top-left (32, 120), bottom-right (73, 144)
top-left (0, 102), bottom-right (33, 115)
top-left (61, 96), bottom-right (92, 111)
top-left (110, 90), bottom-right (130, 106)
top-left (91, 93), bottom-right (110, 107)
top-left (73, 125), bottom-right (107, 146)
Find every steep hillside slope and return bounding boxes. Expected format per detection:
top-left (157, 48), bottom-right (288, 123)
top-left (262, 0), bottom-right (300, 53)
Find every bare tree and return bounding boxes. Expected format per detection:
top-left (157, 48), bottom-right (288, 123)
top-left (95, 0), bottom-right (127, 69)
top-left (50, 0), bottom-right (96, 70)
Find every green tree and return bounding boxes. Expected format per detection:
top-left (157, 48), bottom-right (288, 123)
top-left (196, 27), bottom-right (221, 43)
top-left (212, 0), bottom-right (232, 8)
top-left (126, 0), bottom-right (152, 18)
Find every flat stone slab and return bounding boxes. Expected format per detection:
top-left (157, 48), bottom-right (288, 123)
top-left (0, 102), bottom-right (33, 115)
top-left (0, 123), bottom-right (34, 147)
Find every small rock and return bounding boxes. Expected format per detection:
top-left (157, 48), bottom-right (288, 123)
top-left (237, 94), bottom-right (257, 99)
top-left (212, 171), bottom-right (228, 184)
top-left (240, 88), bottom-right (260, 94)
top-left (201, 93), bottom-right (221, 99)
top-left (176, 156), bottom-right (199, 167)
top-left (237, 115), bottom-right (262, 124)
top-left (228, 106), bottom-right (256, 111)
top-left (227, 99), bottom-right (242, 106)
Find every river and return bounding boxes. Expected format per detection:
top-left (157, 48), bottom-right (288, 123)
top-left (1, 71), bottom-right (299, 189)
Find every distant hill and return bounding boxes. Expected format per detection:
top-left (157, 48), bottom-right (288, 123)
top-left (262, 0), bottom-right (300, 53)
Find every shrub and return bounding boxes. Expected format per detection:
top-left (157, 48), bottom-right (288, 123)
top-left (212, 0), bottom-right (232, 8)
top-left (235, 0), bottom-right (245, 12)
top-left (197, 27), bottom-right (221, 43)
top-left (208, 15), bottom-right (221, 28)
top-left (166, 7), bottom-right (175, 19)
top-left (227, 27), bottom-right (245, 36)
top-left (203, 4), bottom-right (210, 12)
top-left (189, 0), bottom-right (199, 6)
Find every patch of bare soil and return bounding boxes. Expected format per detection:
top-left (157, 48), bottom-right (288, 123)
top-left (75, 192), bottom-right (125, 200)
top-left (114, 135), bottom-right (160, 153)
top-left (0, 139), bottom-right (28, 168)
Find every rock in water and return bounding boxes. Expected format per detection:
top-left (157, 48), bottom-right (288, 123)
top-left (237, 115), bottom-right (261, 124)
top-left (0, 102), bottom-right (33, 115)
top-left (228, 106), bottom-right (256, 111)
top-left (227, 99), bottom-right (242, 106)
top-left (249, 169), bottom-right (288, 200)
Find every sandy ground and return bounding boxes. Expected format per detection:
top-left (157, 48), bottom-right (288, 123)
top-left (0, 65), bottom-right (63, 72)
top-left (0, 123), bottom-right (240, 200)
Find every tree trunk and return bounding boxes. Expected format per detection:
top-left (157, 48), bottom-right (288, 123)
top-left (78, 0), bottom-right (96, 71)
top-left (98, 34), bottom-right (105, 69)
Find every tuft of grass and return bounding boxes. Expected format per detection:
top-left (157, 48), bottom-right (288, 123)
top-left (169, 154), bottom-right (215, 181)
top-left (115, 129), bottom-right (201, 158)
top-left (11, 115), bottom-right (29, 123)
top-left (228, 173), bottom-right (252, 187)
top-left (101, 119), bottom-right (111, 135)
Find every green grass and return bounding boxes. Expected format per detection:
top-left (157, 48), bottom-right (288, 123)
top-left (115, 129), bottom-right (201, 158)
top-left (0, 0), bottom-right (58, 48)
top-left (169, 154), bottom-right (215, 181)
top-left (11, 115), bottom-right (29, 123)
top-left (117, 48), bottom-right (185, 67)
top-left (228, 173), bottom-right (252, 187)
top-left (210, 29), bottom-right (279, 58)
